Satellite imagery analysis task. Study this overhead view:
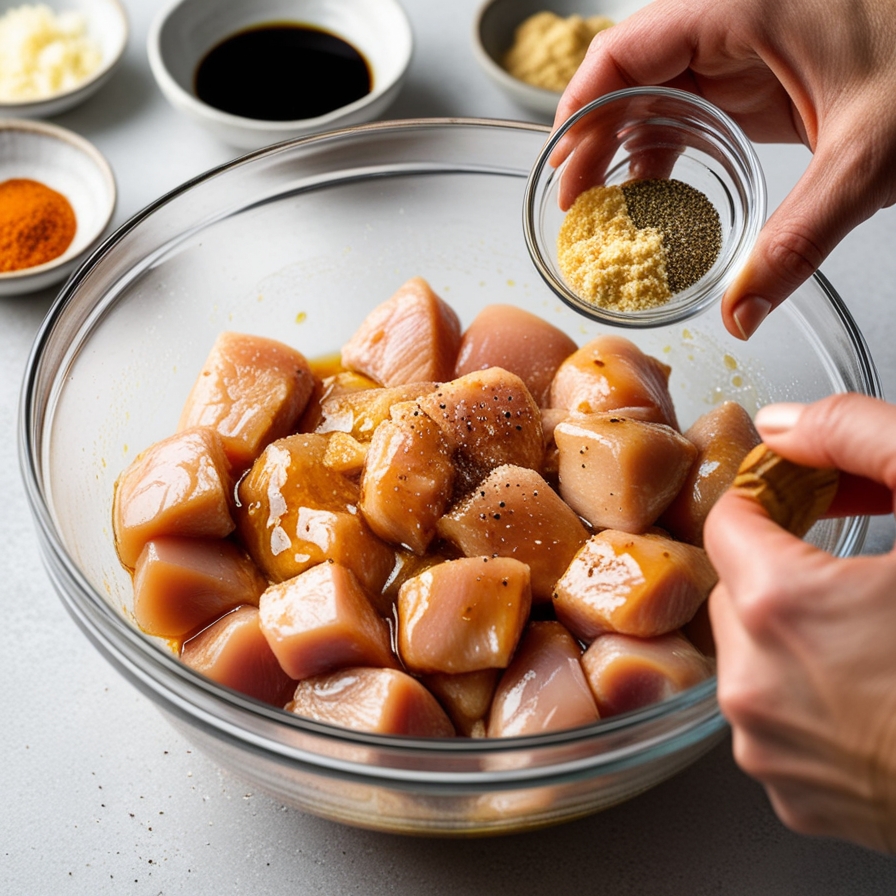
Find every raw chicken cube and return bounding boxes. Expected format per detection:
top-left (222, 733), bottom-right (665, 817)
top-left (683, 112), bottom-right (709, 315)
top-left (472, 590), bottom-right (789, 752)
top-left (340, 277), bottom-right (462, 386)
top-left (553, 529), bottom-right (718, 640)
top-left (359, 401), bottom-right (455, 553)
top-left (397, 556), bottom-right (531, 674)
top-left (453, 304), bottom-right (578, 407)
top-left (236, 433), bottom-right (394, 592)
top-left (286, 667), bottom-right (456, 737)
top-left (132, 536), bottom-right (267, 638)
top-left (659, 401), bottom-right (761, 546)
top-left (315, 380), bottom-right (438, 441)
top-left (554, 412), bottom-right (696, 532)
top-left (437, 464), bottom-right (587, 602)
top-left (177, 332), bottom-right (315, 469)
top-left (488, 621), bottom-right (599, 737)
top-left (321, 432), bottom-right (368, 476)
top-left (549, 334), bottom-right (679, 428)
top-left (417, 367), bottom-right (544, 491)
top-left (113, 427), bottom-right (234, 569)
top-left (181, 606), bottom-right (295, 707)
top-left (423, 668), bottom-right (500, 738)
top-left (297, 369), bottom-right (378, 433)
top-left (258, 561), bottom-right (396, 681)
top-left (581, 631), bottom-right (714, 717)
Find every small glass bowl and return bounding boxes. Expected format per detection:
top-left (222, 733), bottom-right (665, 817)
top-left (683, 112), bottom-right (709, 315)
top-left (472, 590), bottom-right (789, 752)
top-left (524, 87), bottom-right (767, 328)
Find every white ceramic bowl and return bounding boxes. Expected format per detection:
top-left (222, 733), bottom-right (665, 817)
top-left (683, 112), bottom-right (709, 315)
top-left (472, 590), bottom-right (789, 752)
top-left (147, 0), bottom-right (413, 149)
top-left (0, 0), bottom-right (128, 118)
top-left (473, 0), bottom-right (646, 119)
top-left (0, 119), bottom-right (116, 295)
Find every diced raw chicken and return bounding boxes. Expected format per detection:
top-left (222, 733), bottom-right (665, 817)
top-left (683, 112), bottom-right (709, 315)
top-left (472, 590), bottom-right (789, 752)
top-left (659, 401), bottom-right (761, 546)
top-left (553, 529), bottom-right (718, 640)
top-left (437, 464), bottom-right (587, 602)
top-left (554, 413), bottom-right (696, 531)
top-left (286, 666), bottom-right (456, 737)
top-left (177, 332), bottom-right (315, 469)
top-left (258, 561), bottom-right (396, 681)
top-left (423, 668), bottom-right (500, 737)
top-left (682, 599), bottom-right (716, 658)
top-left (315, 381), bottom-right (438, 441)
top-left (321, 432), bottom-right (368, 476)
top-left (296, 369), bottom-right (379, 433)
top-left (548, 334), bottom-right (679, 428)
top-left (180, 606), bottom-right (295, 706)
top-left (341, 277), bottom-right (462, 386)
top-left (113, 427), bottom-right (234, 569)
top-left (417, 367), bottom-right (544, 492)
top-left (581, 631), bottom-right (714, 717)
top-left (236, 433), bottom-right (394, 592)
top-left (487, 621), bottom-right (599, 737)
top-left (378, 547), bottom-right (453, 617)
top-left (453, 304), bottom-right (578, 407)
top-left (539, 407), bottom-right (569, 485)
top-left (359, 401), bottom-right (455, 554)
top-left (397, 556), bottom-right (531, 674)
top-left (132, 536), bottom-right (267, 638)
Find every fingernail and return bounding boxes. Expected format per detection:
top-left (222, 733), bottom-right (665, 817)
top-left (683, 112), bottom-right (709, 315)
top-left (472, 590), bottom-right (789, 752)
top-left (732, 296), bottom-right (773, 340)
top-left (755, 403), bottom-right (806, 434)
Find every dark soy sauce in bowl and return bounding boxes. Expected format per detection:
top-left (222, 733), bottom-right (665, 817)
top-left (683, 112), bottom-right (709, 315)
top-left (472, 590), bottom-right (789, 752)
top-left (195, 22), bottom-right (372, 121)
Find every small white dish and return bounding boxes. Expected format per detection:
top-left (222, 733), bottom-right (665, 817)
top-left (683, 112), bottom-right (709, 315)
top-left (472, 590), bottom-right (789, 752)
top-left (0, 0), bottom-right (129, 118)
top-left (147, 0), bottom-right (414, 150)
top-left (473, 0), bottom-right (646, 119)
top-left (0, 119), bottom-right (116, 295)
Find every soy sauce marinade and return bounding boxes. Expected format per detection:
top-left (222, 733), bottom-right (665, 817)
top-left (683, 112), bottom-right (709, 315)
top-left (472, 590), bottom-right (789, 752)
top-left (195, 23), bottom-right (371, 121)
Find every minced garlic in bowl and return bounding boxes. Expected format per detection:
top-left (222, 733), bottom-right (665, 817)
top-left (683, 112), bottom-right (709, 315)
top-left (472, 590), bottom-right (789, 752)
top-left (0, 4), bottom-right (102, 102)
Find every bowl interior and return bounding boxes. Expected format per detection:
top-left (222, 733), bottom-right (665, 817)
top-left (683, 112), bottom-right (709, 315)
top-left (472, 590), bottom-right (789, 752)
top-left (29, 118), bottom-right (873, 640)
top-left (155, 0), bottom-right (411, 115)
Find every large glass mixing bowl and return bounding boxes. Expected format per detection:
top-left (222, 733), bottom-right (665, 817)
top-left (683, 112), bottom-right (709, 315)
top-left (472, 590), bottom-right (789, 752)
top-left (19, 119), bottom-right (880, 835)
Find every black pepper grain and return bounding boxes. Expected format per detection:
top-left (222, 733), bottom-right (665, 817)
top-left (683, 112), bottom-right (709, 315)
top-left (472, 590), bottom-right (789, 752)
top-left (621, 178), bottom-right (722, 293)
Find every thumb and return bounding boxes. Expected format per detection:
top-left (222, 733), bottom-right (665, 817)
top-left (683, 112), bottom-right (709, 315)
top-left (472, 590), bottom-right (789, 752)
top-left (721, 146), bottom-right (874, 341)
top-left (754, 395), bottom-right (896, 517)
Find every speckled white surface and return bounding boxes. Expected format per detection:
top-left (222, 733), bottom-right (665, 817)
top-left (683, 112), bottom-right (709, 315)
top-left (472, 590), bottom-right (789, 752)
top-left (3, 0), bottom-right (896, 892)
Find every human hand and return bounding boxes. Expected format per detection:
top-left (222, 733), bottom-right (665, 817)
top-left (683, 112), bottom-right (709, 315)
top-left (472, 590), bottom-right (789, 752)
top-left (551, 0), bottom-right (896, 340)
top-left (703, 393), bottom-right (896, 852)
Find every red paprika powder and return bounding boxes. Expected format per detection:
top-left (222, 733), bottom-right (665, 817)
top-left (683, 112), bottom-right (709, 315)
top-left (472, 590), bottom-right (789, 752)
top-left (0, 177), bottom-right (77, 273)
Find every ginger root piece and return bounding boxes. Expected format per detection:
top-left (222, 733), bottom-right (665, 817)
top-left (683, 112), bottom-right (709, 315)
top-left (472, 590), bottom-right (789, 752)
top-left (731, 443), bottom-right (839, 537)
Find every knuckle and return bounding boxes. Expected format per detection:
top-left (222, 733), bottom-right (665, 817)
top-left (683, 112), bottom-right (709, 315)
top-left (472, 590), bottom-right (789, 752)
top-left (767, 793), bottom-right (827, 837)
top-left (767, 225), bottom-right (825, 288)
top-left (716, 676), bottom-right (767, 732)
top-left (729, 726), bottom-right (773, 779)
top-left (736, 583), bottom-right (790, 638)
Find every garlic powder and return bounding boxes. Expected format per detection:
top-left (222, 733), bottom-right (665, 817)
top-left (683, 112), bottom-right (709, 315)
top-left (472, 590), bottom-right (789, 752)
top-left (0, 4), bottom-right (102, 102)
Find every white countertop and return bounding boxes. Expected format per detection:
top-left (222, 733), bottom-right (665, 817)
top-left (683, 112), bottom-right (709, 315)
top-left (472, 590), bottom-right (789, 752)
top-left (3, 1), bottom-right (896, 891)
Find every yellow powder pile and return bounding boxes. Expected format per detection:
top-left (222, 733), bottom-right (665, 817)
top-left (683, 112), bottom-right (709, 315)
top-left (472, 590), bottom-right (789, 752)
top-left (557, 184), bottom-right (672, 311)
top-left (502, 12), bottom-right (613, 93)
top-left (0, 4), bottom-right (102, 102)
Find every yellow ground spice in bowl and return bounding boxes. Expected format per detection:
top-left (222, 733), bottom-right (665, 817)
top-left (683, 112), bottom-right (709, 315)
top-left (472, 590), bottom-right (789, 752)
top-left (0, 177), bottom-right (77, 272)
top-left (502, 12), bottom-right (613, 93)
top-left (556, 179), bottom-right (721, 312)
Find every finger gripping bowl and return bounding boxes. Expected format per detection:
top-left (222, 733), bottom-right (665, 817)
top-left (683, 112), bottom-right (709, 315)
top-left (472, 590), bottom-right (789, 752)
top-left (20, 118), bottom-right (877, 836)
top-left (525, 87), bottom-right (767, 328)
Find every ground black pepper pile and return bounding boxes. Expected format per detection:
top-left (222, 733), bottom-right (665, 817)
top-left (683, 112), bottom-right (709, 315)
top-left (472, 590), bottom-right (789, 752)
top-left (621, 179), bottom-right (722, 294)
